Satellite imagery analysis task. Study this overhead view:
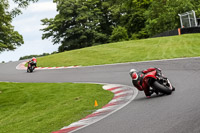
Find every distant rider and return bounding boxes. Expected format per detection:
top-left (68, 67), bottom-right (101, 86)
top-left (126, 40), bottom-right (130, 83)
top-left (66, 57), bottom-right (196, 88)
top-left (129, 67), bottom-right (165, 98)
top-left (29, 57), bottom-right (37, 68)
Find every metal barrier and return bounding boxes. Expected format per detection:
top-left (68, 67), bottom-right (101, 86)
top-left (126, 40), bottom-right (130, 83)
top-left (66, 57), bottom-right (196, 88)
top-left (153, 27), bottom-right (200, 38)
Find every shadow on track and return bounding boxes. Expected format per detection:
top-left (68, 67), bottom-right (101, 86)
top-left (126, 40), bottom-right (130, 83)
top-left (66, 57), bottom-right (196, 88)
top-left (134, 94), bottom-right (171, 101)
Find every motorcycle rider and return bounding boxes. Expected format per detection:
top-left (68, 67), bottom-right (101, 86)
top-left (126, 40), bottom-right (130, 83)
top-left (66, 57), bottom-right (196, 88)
top-left (129, 67), bottom-right (174, 98)
top-left (28, 57), bottom-right (37, 68)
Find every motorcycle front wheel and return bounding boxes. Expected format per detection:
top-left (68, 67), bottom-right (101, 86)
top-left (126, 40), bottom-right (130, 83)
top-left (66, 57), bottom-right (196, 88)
top-left (27, 67), bottom-right (33, 73)
top-left (152, 81), bottom-right (172, 95)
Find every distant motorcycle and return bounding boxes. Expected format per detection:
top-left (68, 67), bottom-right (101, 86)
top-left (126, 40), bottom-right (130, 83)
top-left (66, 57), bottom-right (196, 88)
top-left (143, 69), bottom-right (175, 95)
top-left (27, 61), bottom-right (36, 73)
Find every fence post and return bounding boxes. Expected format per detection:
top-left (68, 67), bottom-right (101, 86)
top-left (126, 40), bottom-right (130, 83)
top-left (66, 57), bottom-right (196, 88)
top-left (178, 28), bottom-right (181, 35)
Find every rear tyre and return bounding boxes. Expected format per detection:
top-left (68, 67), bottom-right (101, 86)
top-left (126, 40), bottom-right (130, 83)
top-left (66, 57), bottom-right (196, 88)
top-left (152, 81), bottom-right (172, 95)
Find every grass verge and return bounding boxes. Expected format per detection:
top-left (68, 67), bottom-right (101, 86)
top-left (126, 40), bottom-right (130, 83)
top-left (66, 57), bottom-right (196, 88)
top-left (37, 34), bottom-right (200, 67)
top-left (0, 82), bottom-right (113, 133)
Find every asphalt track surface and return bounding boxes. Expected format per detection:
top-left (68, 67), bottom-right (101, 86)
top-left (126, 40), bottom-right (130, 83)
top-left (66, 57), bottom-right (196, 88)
top-left (1, 58), bottom-right (200, 133)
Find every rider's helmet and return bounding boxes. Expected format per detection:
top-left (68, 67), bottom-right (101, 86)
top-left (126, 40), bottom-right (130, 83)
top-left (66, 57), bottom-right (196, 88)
top-left (129, 69), bottom-right (138, 80)
top-left (31, 57), bottom-right (36, 62)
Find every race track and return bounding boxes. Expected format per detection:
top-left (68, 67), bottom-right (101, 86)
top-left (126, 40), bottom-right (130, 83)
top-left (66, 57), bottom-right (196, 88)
top-left (1, 57), bottom-right (200, 133)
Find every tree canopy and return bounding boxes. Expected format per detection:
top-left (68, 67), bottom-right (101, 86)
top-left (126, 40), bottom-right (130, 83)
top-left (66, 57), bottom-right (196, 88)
top-left (42, 0), bottom-right (112, 52)
top-left (41, 0), bottom-right (153, 52)
top-left (2, 0), bottom-right (199, 53)
top-left (145, 0), bottom-right (198, 36)
top-left (0, 0), bottom-right (38, 52)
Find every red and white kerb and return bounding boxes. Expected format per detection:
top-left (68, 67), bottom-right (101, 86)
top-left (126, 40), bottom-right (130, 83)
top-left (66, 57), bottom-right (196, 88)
top-left (52, 84), bottom-right (137, 133)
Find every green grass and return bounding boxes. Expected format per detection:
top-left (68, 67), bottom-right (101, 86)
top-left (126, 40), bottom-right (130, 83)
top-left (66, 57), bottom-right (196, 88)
top-left (37, 34), bottom-right (200, 67)
top-left (0, 82), bottom-right (113, 133)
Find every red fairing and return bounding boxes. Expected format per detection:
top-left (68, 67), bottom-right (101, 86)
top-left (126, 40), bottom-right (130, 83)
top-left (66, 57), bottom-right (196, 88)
top-left (143, 70), bottom-right (157, 79)
top-left (142, 70), bottom-right (157, 89)
top-left (142, 68), bottom-right (157, 73)
top-left (32, 58), bottom-right (37, 62)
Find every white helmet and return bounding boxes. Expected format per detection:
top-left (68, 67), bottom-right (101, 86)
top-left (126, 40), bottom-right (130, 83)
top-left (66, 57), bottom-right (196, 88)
top-left (129, 69), bottom-right (138, 80)
top-left (130, 69), bottom-right (137, 73)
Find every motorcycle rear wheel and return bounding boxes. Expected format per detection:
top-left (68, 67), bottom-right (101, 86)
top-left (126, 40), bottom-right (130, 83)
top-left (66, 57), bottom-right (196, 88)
top-left (152, 81), bottom-right (172, 95)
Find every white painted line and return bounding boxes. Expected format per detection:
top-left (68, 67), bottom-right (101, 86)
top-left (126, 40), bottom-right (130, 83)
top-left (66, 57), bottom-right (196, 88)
top-left (111, 88), bottom-right (124, 93)
top-left (103, 84), bottom-right (121, 90)
top-left (114, 91), bottom-right (130, 96)
top-left (107, 98), bottom-right (124, 104)
top-left (95, 106), bottom-right (116, 113)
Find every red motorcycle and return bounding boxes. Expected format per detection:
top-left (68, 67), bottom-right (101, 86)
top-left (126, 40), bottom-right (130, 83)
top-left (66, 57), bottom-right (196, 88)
top-left (27, 61), bottom-right (36, 73)
top-left (142, 70), bottom-right (174, 95)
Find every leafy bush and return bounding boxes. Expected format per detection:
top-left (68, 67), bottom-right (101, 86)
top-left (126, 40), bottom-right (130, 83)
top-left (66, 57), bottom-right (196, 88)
top-left (109, 26), bottom-right (128, 42)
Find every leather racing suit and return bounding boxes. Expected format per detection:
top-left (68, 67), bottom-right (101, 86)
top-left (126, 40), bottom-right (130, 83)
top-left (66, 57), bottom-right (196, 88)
top-left (130, 68), bottom-right (160, 97)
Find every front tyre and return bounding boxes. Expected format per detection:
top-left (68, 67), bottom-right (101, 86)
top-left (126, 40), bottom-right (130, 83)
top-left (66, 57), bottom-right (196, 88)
top-left (27, 67), bottom-right (33, 73)
top-left (152, 81), bottom-right (172, 95)
top-left (27, 68), bottom-right (30, 73)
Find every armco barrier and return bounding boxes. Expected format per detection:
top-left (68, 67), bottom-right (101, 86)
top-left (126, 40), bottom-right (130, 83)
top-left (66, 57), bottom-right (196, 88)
top-left (181, 27), bottom-right (200, 34)
top-left (153, 27), bottom-right (200, 37)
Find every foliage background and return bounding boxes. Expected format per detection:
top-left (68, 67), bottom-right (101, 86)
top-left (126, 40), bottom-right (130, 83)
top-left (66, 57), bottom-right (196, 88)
top-left (41, 0), bottom-right (200, 52)
top-left (1, 0), bottom-right (200, 53)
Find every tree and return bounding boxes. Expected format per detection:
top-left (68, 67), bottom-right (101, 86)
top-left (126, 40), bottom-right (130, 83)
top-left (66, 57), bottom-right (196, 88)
top-left (41, 0), bottom-right (152, 51)
top-left (42, 0), bottom-right (109, 52)
top-left (109, 26), bottom-right (128, 42)
top-left (100, 0), bottom-right (152, 39)
top-left (19, 53), bottom-right (50, 60)
top-left (116, 0), bottom-right (152, 38)
top-left (191, 0), bottom-right (200, 17)
top-left (0, 0), bottom-right (38, 53)
top-left (41, 0), bottom-right (200, 51)
top-left (144, 0), bottom-right (196, 36)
